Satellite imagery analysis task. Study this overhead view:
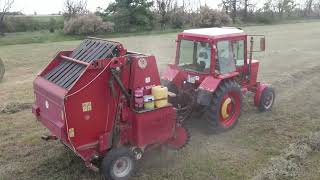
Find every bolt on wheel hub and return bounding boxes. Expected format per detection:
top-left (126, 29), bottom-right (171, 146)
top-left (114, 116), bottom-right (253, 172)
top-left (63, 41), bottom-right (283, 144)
top-left (113, 157), bottom-right (132, 178)
top-left (263, 92), bottom-right (274, 109)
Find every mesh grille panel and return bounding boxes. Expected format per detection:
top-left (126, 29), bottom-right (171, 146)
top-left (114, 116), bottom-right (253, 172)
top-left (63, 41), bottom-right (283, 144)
top-left (44, 39), bottom-right (119, 89)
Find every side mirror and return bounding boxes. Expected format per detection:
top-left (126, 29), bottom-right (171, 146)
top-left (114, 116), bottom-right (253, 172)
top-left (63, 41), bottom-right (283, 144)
top-left (260, 37), bottom-right (266, 51)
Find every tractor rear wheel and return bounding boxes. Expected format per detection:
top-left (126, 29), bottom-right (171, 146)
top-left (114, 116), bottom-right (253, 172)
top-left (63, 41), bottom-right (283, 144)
top-left (205, 80), bottom-right (242, 133)
top-left (258, 87), bottom-right (275, 112)
top-left (0, 58), bottom-right (5, 82)
top-left (101, 147), bottom-right (136, 180)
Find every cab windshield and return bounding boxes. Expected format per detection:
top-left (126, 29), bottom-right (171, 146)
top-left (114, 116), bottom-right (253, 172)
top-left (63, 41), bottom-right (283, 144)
top-left (178, 39), bottom-right (211, 73)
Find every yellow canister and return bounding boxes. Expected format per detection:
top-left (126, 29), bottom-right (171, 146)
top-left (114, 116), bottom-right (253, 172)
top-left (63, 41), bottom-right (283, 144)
top-left (151, 86), bottom-right (168, 108)
top-left (143, 95), bottom-right (155, 110)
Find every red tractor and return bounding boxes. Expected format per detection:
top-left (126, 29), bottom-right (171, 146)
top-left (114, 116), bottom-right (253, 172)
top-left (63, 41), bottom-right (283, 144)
top-left (162, 27), bottom-right (275, 132)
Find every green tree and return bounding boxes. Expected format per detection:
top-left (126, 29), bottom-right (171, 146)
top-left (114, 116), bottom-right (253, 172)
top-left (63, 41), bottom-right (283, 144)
top-left (105, 0), bottom-right (154, 32)
top-left (0, 0), bottom-right (15, 36)
top-left (49, 17), bottom-right (56, 33)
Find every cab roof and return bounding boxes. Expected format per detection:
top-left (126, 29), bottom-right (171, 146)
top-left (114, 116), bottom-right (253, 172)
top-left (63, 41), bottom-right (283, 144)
top-left (182, 27), bottom-right (245, 38)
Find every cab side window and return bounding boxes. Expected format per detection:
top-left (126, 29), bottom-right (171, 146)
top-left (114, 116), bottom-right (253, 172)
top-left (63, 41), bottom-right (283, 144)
top-left (232, 40), bottom-right (245, 66)
top-left (216, 41), bottom-right (236, 74)
top-left (197, 42), bottom-right (211, 70)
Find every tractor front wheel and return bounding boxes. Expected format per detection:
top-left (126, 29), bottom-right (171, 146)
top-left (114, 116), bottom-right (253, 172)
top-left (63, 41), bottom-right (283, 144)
top-left (205, 80), bottom-right (242, 133)
top-left (258, 87), bottom-right (275, 112)
top-left (101, 147), bottom-right (136, 180)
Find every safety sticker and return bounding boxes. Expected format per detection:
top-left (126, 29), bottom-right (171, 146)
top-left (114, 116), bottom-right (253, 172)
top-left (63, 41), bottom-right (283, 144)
top-left (82, 102), bottom-right (92, 112)
top-left (69, 128), bottom-right (75, 138)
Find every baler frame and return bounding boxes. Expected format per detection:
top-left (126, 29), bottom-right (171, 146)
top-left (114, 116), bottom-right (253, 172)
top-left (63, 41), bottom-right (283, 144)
top-left (33, 38), bottom-right (189, 180)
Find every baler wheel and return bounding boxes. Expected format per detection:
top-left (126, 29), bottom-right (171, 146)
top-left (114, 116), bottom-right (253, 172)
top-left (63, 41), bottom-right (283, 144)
top-left (101, 147), bottom-right (136, 180)
top-left (205, 80), bottom-right (242, 133)
top-left (0, 58), bottom-right (5, 82)
top-left (167, 126), bottom-right (190, 150)
top-left (258, 87), bottom-right (275, 112)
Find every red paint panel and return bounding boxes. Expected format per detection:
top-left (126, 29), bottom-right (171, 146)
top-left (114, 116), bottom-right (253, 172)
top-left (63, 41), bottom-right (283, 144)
top-left (33, 77), bottom-right (67, 138)
top-left (99, 132), bottom-right (112, 152)
top-left (250, 60), bottom-right (260, 86)
top-left (198, 76), bottom-right (221, 92)
top-left (131, 106), bottom-right (176, 148)
top-left (65, 69), bottom-right (118, 149)
top-left (129, 56), bottom-right (161, 90)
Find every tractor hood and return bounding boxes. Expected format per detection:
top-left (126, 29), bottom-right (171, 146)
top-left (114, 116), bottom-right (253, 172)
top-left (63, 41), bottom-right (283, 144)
top-left (161, 64), bottom-right (210, 89)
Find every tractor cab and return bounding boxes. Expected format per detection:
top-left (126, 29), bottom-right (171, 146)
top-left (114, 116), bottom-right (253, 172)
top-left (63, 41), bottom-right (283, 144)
top-left (162, 27), bottom-right (274, 132)
top-left (176, 27), bottom-right (247, 76)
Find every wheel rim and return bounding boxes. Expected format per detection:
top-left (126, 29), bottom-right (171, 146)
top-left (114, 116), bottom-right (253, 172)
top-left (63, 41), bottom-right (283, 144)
top-left (219, 91), bottom-right (241, 128)
top-left (263, 91), bottom-right (274, 109)
top-left (112, 156), bottom-right (132, 178)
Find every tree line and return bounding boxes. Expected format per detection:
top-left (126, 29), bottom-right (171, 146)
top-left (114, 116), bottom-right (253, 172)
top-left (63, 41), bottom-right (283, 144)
top-left (1, 0), bottom-right (320, 36)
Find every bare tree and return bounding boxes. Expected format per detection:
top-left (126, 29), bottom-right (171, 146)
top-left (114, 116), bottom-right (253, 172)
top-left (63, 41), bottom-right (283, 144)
top-left (220, 0), bottom-right (238, 23)
top-left (154, 0), bottom-right (175, 29)
top-left (304, 0), bottom-right (313, 16)
top-left (240, 0), bottom-right (256, 21)
top-left (231, 0), bottom-right (237, 23)
top-left (0, 0), bottom-right (14, 36)
top-left (243, 0), bottom-right (248, 18)
top-left (220, 0), bottom-right (231, 14)
top-left (275, 0), bottom-right (296, 17)
top-left (63, 0), bottom-right (88, 20)
top-left (313, 0), bottom-right (320, 16)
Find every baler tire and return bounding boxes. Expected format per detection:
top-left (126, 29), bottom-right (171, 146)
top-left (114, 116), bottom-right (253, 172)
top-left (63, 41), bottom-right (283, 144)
top-left (101, 147), bottom-right (136, 180)
top-left (258, 87), bottom-right (275, 112)
top-left (0, 58), bottom-right (5, 82)
top-left (205, 80), bottom-right (242, 133)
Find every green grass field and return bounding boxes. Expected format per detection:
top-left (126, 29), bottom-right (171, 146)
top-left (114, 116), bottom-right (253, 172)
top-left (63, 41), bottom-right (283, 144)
top-left (1, 16), bottom-right (319, 47)
top-left (1, 21), bottom-right (320, 180)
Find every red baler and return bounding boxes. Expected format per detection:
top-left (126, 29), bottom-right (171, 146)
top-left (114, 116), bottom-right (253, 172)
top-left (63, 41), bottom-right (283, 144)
top-left (32, 38), bottom-right (188, 180)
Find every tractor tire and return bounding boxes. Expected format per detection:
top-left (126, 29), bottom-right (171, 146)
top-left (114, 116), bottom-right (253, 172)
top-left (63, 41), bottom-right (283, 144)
top-left (205, 80), bottom-right (242, 133)
top-left (101, 147), bottom-right (136, 180)
top-left (0, 58), bottom-right (5, 82)
top-left (258, 87), bottom-right (275, 112)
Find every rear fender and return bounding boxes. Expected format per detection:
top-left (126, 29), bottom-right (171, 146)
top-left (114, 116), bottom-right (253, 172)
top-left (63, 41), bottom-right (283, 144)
top-left (197, 76), bottom-right (221, 106)
top-left (254, 83), bottom-right (268, 106)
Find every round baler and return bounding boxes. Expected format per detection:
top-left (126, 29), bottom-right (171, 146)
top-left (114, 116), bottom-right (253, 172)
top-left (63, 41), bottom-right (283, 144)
top-left (32, 38), bottom-right (189, 180)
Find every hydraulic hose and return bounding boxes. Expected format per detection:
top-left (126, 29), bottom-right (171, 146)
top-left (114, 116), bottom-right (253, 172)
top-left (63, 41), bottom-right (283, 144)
top-left (111, 69), bottom-right (131, 102)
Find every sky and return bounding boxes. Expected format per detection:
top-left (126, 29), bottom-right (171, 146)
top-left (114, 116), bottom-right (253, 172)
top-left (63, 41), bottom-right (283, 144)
top-left (11, 0), bottom-right (109, 15)
top-left (10, 0), bottom-right (219, 15)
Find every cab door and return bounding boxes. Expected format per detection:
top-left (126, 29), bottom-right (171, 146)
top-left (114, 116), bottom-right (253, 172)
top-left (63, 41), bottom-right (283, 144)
top-left (215, 39), bottom-right (246, 75)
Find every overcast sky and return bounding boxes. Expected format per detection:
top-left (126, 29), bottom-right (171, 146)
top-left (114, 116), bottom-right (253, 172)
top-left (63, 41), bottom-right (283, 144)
top-left (11, 0), bottom-right (220, 15)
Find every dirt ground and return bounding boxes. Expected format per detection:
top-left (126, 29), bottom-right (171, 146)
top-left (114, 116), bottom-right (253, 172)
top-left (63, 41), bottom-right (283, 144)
top-left (1, 21), bottom-right (320, 180)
